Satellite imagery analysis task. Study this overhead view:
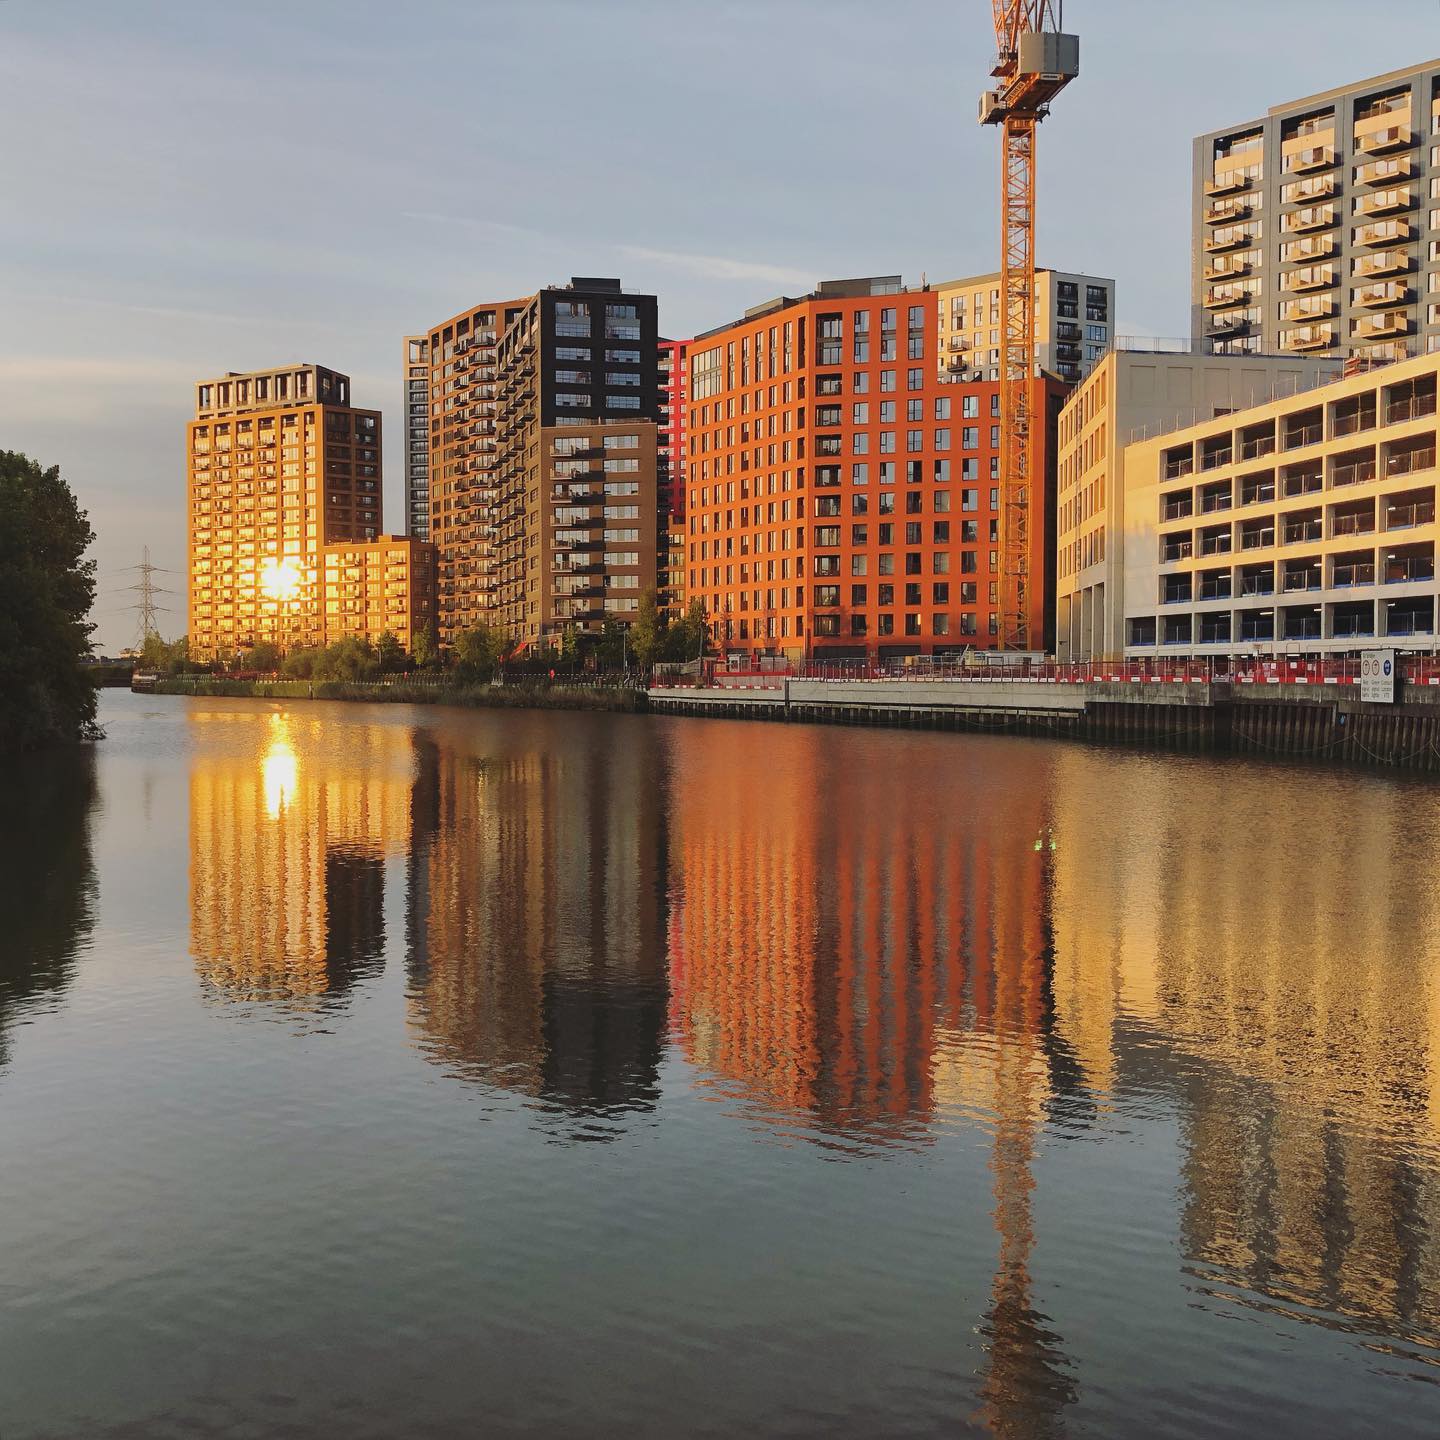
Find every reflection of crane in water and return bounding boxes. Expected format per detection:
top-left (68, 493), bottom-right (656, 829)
top-left (976, 818), bottom-right (1078, 1438)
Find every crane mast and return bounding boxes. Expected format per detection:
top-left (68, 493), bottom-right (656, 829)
top-left (980, 2), bottom-right (1078, 651)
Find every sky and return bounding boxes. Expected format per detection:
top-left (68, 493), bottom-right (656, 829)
top-left (0, 0), bottom-right (1432, 653)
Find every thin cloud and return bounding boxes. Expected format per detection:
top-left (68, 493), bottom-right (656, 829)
top-left (619, 245), bottom-right (813, 289)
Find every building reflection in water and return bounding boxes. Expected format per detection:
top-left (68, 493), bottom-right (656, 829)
top-left (665, 723), bottom-right (1080, 1431)
top-left (1045, 752), bottom-right (1440, 1361)
top-left (0, 749), bottom-right (98, 1071)
top-left (404, 720), bottom-right (669, 1132)
top-left (188, 709), bottom-right (413, 1009)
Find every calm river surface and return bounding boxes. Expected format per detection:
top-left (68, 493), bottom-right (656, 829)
top-left (2, 690), bottom-right (1440, 1438)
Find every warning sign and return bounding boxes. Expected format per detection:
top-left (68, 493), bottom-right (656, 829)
top-left (1360, 650), bottom-right (1397, 705)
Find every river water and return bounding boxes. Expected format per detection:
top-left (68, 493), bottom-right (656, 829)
top-left (2, 690), bottom-right (1439, 1438)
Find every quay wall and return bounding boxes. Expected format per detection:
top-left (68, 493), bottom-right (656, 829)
top-left (649, 678), bottom-right (1440, 772)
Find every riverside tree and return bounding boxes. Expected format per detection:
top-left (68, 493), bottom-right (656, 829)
top-left (0, 451), bottom-right (98, 752)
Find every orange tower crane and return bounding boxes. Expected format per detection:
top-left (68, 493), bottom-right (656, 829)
top-left (980, 3), bottom-right (1079, 650)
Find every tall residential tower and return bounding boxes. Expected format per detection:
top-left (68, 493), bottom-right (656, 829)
top-left (1194, 60), bottom-right (1440, 365)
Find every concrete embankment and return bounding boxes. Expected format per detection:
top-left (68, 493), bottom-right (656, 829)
top-left (650, 677), bottom-right (1440, 772)
top-left (151, 677), bottom-right (645, 713)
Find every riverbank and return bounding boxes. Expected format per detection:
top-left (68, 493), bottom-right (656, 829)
top-left (152, 676), bottom-right (647, 713)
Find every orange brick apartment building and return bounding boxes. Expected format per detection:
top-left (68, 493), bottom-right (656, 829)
top-left (683, 277), bottom-right (1067, 659)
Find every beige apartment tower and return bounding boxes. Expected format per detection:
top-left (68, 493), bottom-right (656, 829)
top-left (187, 363), bottom-right (434, 661)
top-left (1194, 59), bottom-right (1440, 364)
top-left (935, 268), bottom-right (1115, 386)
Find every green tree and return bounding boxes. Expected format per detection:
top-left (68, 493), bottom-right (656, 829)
top-left (314, 636), bottom-right (379, 683)
top-left (454, 622), bottom-right (511, 680)
top-left (246, 640), bottom-right (281, 673)
top-left (281, 647), bottom-right (322, 679)
top-left (375, 630), bottom-right (406, 674)
top-left (630, 588), bottom-right (663, 669)
top-left (137, 631), bottom-right (191, 676)
top-left (560, 623), bottom-right (580, 663)
top-left (412, 623), bottom-right (439, 670)
top-left (667, 599), bottom-right (709, 661)
top-left (0, 451), bottom-right (98, 752)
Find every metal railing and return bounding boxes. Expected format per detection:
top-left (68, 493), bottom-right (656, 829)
top-left (649, 654), bottom-right (1440, 692)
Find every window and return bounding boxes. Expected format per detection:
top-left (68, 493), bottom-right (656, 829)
top-left (608, 395), bottom-right (642, 409)
top-left (853, 402), bottom-right (870, 423)
top-left (935, 397), bottom-right (952, 420)
top-left (963, 427), bottom-right (979, 449)
top-left (907, 368), bottom-right (924, 390)
top-left (962, 395), bottom-right (979, 419)
top-left (605, 371), bottom-right (640, 386)
top-left (604, 433), bottom-right (640, 449)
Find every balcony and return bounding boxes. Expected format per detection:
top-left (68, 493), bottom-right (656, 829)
top-left (1204, 285), bottom-right (1252, 310)
top-left (1198, 529), bottom-right (1233, 557)
top-left (1285, 236), bottom-right (1336, 263)
top-left (1283, 267), bottom-right (1336, 293)
top-left (1206, 314), bottom-right (1251, 337)
top-left (1285, 206), bottom-right (1336, 234)
top-left (1282, 516), bottom-right (1323, 545)
top-left (1355, 282), bottom-right (1412, 309)
top-left (1283, 410), bottom-right (1323, 449)
top-left (1205, 199), bottom-right (1251, 225)
top-left (1205, 171), bottom-right (1252, 196)
top-left (1282, 466), bottom-right (1323, 498)
top-left (1161, 494), bottom-right (1195, 522)
top-left (1199, 484), bottom-right (1233, 513)
top-left (1240, 525), bottom-right (1276, 551)
top-left (1204, 258), bottom-right (1251, 281)
top-left (1356, 126), bottom-right (1414, 154)
top-left (1288, 147), bottom-right (1334, 173)
top-left (1356, 156), bottom-right (1414, 186)
top-left (1283, 298), bottom-right (1335, 324)
top-left (1198, 574), bottom-right (1233, 601)
top-left (1238, 613), bottom-right (1276, 642)
top-left (1204, 227), bottom-right (1254, 254)
top-left (1283, 325), bottom-right (1336, 352)
top-left (1160, 536), bottom-right (1194, 563)
top-left (1355, 220), bottom-right (1413, 247)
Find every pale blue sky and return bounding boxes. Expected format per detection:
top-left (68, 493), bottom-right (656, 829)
top-left (0, 0), bottom-right (1428, 651)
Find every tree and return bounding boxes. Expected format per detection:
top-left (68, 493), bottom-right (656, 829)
top-left (630, 588), bottom-right (663, 669)
top-left (246, 640), bottom-right (281, 673)
top-left (412, 623), bottom-right (439, 670)
top-left (667, 599), bottom-right (710, 662)
top-left (560, 623), bottom-right (579, 663)
top-left (281, 647), bottom-right (322, 679)
top-left (0, 451), bottom-right (98, 752)
top-left (313, 636), bottom-right (379, 683)
top-left (454, 621), bottom-right (511, 680)
top-left (137, 631), bottom-right (191, 676)
top-left (375, 630), bottom-right (406, 674)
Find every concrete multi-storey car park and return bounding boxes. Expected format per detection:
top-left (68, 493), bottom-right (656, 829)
top-left (1055, 345), bottom-right (1342, 661)
top-left (1123, 350), bottom-right (1440, 657)
top-left (1194, 59), bottom-right (1440, 364)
